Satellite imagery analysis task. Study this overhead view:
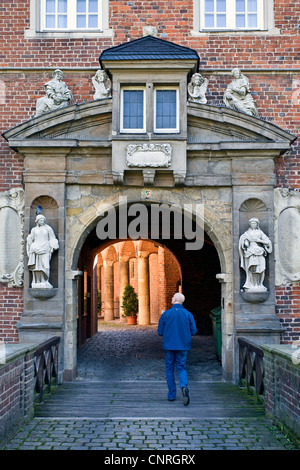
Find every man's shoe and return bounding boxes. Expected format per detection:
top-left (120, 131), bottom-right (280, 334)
top-left (168, 398), bottom-right (175, 402)
top-left (182, 387), bottom-right (190, 406)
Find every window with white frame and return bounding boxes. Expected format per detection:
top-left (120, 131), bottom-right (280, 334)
top-left (120, 86), bottom-right (180, 134)
top-left (154, 87), bottom-right (179, 133)
top-left (199, 0), bottom-right (264, 31)
top-left (120, 87), bottom-right (146, 133)
top-left (41, 0), bottom-right (102, 30)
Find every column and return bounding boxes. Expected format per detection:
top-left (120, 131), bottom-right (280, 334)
top-left (119, 255), bottom-right (129, 322)
top-left (103, 260), bottom-right (114, 321)
top-left (137, 251), bottom-right (150, 325)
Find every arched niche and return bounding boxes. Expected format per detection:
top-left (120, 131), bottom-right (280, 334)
top-left (239, 198), bottom-right (271, 300)
top-left (29, 195), bottom-right (59, 289)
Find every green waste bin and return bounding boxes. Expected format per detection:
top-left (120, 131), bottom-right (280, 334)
top-left (209, 306), bottom-right (222, 361)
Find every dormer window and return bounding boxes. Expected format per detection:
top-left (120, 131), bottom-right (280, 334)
top-left (120, 85), bottom-right (179, 135)
top-left (154, 87), bottom-right (179, 133)
top-left (120, 87), bottom-right (146, 133)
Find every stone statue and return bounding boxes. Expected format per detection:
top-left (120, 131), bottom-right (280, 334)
top-left (92, 69), bottom-right (112, 100)
top-left (35, 69), bottom-right (73, 117)
top-left (223, 68), bottom-right (258, 117)
top-left (239, 218), bottom-right (272, 293)
top-left (188, 73), bottom-right (208, 104)
top-left (27, 214), bottom-right (59, 289)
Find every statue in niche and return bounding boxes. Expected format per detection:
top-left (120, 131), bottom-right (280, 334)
top-left (239, 218), bottom-right (272, 293)
top-left (26, 214), bottom-right (59, 289)
top-left (188, 73), bottom-right (208, 104)
top-left (35, 69), bottom-right (73, 117)
top-left (92, 69), bottom-right (112, 100)
top-left (223, 68), bottom-right (258, 117)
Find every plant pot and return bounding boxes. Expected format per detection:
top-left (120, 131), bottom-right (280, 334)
top-left (126, 316), bottom-right (137, 325)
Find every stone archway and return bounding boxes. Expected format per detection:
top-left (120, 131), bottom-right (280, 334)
top-left (3, 74), bottom-right (295, 383)
top-left (64, 188), bottom-right (233, 380)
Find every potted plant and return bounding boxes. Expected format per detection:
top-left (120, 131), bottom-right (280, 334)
top-left (121, 284), bottom-right (138, 324)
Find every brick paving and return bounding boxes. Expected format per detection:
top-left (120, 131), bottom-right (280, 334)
top-left (2, 324), bottom-right (298, 451)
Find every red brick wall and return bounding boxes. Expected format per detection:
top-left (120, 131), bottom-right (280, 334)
top-left (0, 1), bottom-right (299, 66)
top-left (0, 287), bottom-right (23, 342)
top-left (276, 284), bottom-right (300, 344)
top-left (0, 347), bottom-right (35, 446)
top-left (263, 344), bottom-right (300, 441)
top-left (0, 0), bottom-right (299, 342)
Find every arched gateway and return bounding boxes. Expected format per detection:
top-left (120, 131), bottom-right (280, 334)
top-left (3, 37), bottom-right (295, 383)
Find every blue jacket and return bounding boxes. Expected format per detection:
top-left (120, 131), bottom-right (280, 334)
top-left (157, 303), bottom-right (197, 351)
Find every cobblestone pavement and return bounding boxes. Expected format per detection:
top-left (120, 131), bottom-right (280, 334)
top-left (2, 324), bottom-right (298, 451)
top-left (76, 323), bottom-right (223, 382)
top-left (3, 416), bottom-right (296, 450)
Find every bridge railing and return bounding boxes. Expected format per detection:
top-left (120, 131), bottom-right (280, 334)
top-left (238, 337), bottom-right (264, 401)
top-left (34, 336), bottom-right (60, 402)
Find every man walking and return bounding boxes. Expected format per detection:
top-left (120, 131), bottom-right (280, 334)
top-left (158, 293), bottom-right (197, 406)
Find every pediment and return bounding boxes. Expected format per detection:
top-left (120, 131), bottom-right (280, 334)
top-left (2, 99), bottom-right (112, 149)
top-left (2, 99), bottom-right (296, 154)
top-left (187, 102), bottom-right (296, 148)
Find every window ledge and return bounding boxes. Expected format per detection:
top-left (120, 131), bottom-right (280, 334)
top-left (190, 27), bottom-right (280, 36)
top-left (24, 28), bottom-right (114, 39)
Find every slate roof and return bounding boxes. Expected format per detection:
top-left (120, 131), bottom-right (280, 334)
top-left (99, 36), bottom-right (199, 65)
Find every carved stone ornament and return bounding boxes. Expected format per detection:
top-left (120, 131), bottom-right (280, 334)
top-left (92, 69), bottom-right (112, 100)
top-left (35, 69), bottom-right (73, 117)
top-left (238, 218), bottom-right (272, 293)
top-left (0, 188), bottom-right (25, 287)
top-left (274, 188), bottom-right (300, 286)
top-left (223, 68), bottom-right (258, 117)
top-left (26, 214), bottom-right (59, 289)
top-left (188, 73), bottom-right (208, 104)
top-left (126, 143), bottom-right (172, 168)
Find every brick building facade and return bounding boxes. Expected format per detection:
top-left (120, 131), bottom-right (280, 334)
top-left (0, 0), bottom-right (299, 381)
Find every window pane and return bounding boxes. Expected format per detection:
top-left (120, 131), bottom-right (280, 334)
top-left (205, 0), bottom-right (214, 12)
top-left (77, 15), bottom-right (86, 27)
top-left (88, 14), bottom-right (98, 27)
top-left (77, 0), bottom-right (86, 13)
top-left (205, 14), bottom-right (214, 27)
top-left (217, 14), bottom-right (226, 27)
top-left (217, 0), bottom-right (226, 12)
top-left (248, 0), bottom-right (257, 12)
top-left (89, 0), bottom-right (98, 12)
top-left (123, 91), bottom-right (144, 130)
top-left (236, 0), bottom-right (245, 12)
top-left (236, 14), bottom-right (245, 27)
top-left (46, 0), bottom-right (55, 13)
top-left (58, 0), bottom-right (67, 13)
top-left (156, 90), bottom-right (177, 129)
top-left (58, 14), bottom-right (67, 27)
top-left (46, 15), bottom-right (55, 27)
top-left (248, 13), bottom-right (257, 27)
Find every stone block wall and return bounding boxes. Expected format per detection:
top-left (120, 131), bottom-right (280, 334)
top-left (262, 344), bottom-right (300, 441)
top-left (0, 344), bottom-right (36, 447)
